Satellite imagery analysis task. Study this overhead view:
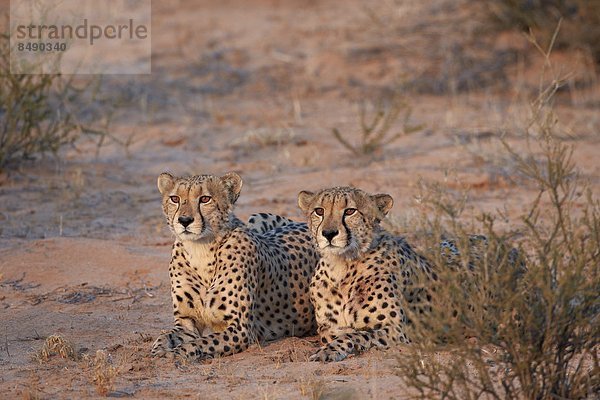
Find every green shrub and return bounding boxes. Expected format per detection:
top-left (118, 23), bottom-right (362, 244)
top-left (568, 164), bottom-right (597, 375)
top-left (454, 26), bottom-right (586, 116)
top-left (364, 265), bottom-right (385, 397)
top-left (0, 33), bottom-right (111, 168)
top-left (395, 36), bottom-right (600, 399)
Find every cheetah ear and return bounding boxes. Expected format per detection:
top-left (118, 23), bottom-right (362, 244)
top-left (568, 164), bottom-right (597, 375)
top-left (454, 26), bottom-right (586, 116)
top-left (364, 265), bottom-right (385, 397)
top-left (297, 191), bottom-right (315, 213)
top-left (220, 172), bottom-right (243, 203)
top-left (157, 173), bottom-right (175, 195)
top-left (372, 193), bottom-right (394, 217)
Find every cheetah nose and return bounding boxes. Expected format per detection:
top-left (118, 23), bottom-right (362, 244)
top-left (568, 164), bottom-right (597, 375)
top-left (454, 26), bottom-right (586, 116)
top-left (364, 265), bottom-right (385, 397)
top-left (322, 229), bottom-right (339, 242)
top-left (178, 216), bottom-right (194, 228)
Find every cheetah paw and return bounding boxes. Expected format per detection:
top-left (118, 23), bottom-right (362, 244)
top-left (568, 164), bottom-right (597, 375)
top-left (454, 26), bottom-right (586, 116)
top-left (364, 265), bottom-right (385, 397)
top-left (171, 342), bottom-right (207, 361)
top-left (309, 346), bottom-right (349, 362)
top-left (151, 332), bottom-right (183, 357)
top-left (151, 337), bottom-right (168, 357)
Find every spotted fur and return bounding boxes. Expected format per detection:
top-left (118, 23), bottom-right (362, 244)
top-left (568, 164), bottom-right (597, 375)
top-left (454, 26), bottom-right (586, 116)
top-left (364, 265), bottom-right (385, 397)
top-left (247, 213), bottom-right (296, 234)
top-left (151, 172), bottom-right (318, 361)
top-left (298, 186), bottom-right (435, 362)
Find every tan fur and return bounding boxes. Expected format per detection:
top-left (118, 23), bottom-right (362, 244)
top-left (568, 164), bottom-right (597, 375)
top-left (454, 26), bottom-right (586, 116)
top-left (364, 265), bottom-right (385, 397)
top-left (152, 172), bottom-right (319, 360)
top-left (298, 186), bottom-right (434, 362)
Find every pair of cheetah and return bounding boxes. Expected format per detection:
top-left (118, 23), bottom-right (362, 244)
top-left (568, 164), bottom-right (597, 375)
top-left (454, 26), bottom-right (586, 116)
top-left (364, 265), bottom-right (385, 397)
top-left (151, 172), bottom-right (435, 362)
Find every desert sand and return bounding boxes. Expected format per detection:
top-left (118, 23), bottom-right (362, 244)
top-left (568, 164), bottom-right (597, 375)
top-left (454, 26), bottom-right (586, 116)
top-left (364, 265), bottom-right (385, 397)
top-left (1, 0), bottom-right (598, 398)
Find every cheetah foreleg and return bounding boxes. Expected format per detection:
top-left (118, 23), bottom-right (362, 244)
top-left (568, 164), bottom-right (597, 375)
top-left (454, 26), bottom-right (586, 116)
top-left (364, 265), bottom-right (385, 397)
top-left (151, 318), bottom-right (200, 357)
top-left (310, 326), bottom-right (408, 362)
top-left (172, 325), bottom-right (250, 361)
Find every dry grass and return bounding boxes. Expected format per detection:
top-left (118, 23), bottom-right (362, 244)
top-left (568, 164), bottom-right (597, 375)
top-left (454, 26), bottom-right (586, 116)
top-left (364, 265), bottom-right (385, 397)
top-left (485, 0), bottom-right (600, 63)
top-left (21, 390), bottom-right (42, 400)
top-left (394, 31), bottom-right (600, 399)
top-left (230, 127), bottom-right (297, 149)
top-left (32, 334), bottom-right (78, 363)
top-left (88, 350), bottom-right (119, 396)
top-left (21, 388), bottom-right (43, 400)
top-left (32, 336), bottom-right (118, 396)
top-left (298, 378), bottom-right (327, 400)
top-left (20, 374), bottom-right (44, 400)
top-left (0, 28), bottom-right (120, 169)
top-left (0, 32), bottom-right (77, 168)
top-left (297, 378), bottom-right (358, 400)
top-left (331, 93), bottom-right (424, 157)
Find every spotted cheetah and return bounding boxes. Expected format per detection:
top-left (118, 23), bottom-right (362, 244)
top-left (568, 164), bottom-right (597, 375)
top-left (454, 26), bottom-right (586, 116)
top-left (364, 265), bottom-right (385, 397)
top-left (297, 186), bottom-right (435, 362)
top-left (151, 172), bottom-right (318, 360)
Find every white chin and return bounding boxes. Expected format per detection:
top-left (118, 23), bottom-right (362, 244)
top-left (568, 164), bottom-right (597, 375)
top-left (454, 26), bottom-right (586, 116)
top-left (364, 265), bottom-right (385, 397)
top-left (178, 231), bottom-right (207, 241)
top-left (321, 243), bottom-right (359, 259)
top-left (321, 245), bottom-right (347, 255)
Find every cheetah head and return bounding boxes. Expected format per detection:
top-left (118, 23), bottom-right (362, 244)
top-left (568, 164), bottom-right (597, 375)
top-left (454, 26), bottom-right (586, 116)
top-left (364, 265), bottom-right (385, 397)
top-left (157, 172), bottom-right (243, 242)
top-left (297, 186), bottom-right (393, 259)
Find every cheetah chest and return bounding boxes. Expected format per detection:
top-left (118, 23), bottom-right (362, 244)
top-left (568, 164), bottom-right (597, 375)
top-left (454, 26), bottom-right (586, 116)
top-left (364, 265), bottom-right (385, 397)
top-left (318, 260), bottom-right (371, 330)
top-left (317, 262), bottom-right (380, 330)
top-left (172, 241), bottom-right (217, 327)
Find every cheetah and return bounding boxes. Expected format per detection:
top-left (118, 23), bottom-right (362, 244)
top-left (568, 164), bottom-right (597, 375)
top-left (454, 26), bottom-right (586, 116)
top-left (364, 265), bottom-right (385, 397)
top-left (297, 186), bottom-right (435, 362)
top-left (151, 172), bottom-right (318, 360)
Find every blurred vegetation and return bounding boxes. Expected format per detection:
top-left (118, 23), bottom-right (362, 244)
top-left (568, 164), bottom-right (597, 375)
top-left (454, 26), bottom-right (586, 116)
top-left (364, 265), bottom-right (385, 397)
top-left (486, 0), bottom-right (600, 63)
top-left (0, 33), bottom-right (112, 169)
top-left (395, 35), bottom-right (600, 399)
top-left (331, 93), bottom-right (424, 157)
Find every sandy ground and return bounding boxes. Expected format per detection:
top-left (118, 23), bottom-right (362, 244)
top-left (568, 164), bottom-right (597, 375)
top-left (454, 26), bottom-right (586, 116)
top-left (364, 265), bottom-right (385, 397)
top-left (1, 0), bottom-right (599, 398)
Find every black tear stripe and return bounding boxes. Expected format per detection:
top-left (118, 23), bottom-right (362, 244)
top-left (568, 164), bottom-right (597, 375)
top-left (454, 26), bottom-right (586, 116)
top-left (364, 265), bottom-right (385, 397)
top-left (316, 218), bottom-right (324, 237)
top-left (337, 193), bottom-right (350, 243)
top-left (342, 217), bottom-right (352, 245)
top-left (200, 210), bottom-right (206, 234)
top-left (200, 191), bottom-right (210, 233)
top-left (172, 202), bottom-right (181, 226)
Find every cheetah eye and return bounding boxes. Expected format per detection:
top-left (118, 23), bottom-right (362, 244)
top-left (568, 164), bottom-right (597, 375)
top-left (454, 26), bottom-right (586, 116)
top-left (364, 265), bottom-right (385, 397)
top-left (314, 207), bottom-right (324, 216)
top-left (199, 195), bottom-right (211, 204)
top-left (169, 196), bottom-right (180, 204)
top-left (344, 208), bottom-right (356, 216)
